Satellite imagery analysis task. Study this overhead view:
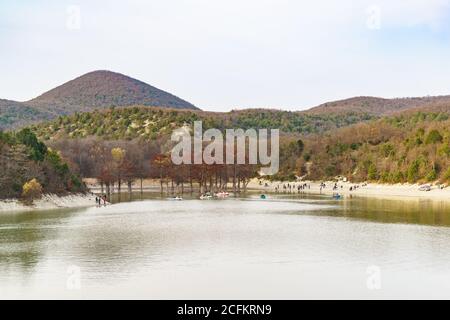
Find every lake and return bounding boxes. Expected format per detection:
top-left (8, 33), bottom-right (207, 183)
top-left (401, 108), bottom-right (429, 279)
top-left (1, 192), bottom-right (450, 299)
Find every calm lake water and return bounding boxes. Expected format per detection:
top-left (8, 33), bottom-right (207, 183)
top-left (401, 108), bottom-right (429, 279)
top-left (2, 192), bottom-right (450, 299)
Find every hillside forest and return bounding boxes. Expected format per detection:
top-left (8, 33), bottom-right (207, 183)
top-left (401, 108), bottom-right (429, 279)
top-left (23, 107), bottom-right (450, 197)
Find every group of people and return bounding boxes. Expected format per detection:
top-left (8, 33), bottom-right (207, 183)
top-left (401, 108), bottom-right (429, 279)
top-left (95, 195), bottom-right (109, 207)
top-left (317, 182), bottom-right (368, 194)
top-left (349, 183), bottom-right (367, 191)
top-left (262, 180), bottom-right (370, 194)
top-left (274, 183), bottom-right (311, 193)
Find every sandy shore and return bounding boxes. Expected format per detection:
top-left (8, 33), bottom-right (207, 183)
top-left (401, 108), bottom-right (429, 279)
top-left (0, 193), bottom-right (96, 213)
top-left (247, 179), bottom-right (450, 201)
top-left (84, 177), bottom-right (450, 201)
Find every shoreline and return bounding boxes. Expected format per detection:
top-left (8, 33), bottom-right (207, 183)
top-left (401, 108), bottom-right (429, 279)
top-left (0, 193), bottom-right (96, 213)
top-left (246, 179), bottom-right (450, 201)
top-left (85, 178), bottom-right (450, 202)
top-left (1, 179), bottom-right (449, 213)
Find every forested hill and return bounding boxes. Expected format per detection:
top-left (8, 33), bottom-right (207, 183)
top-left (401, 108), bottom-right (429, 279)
top-left (0, 129), bottom-right (85, 199)
top-left (31, 106), bottom-right (376, 140)
top-left (306, 96), bottom-right (450, 116)
top-left (0, 99), bottom-right (54, 130)
top-left (294, 110), bottom-right (450, 184)
top-left (26, 105), bottom-right (450, 185)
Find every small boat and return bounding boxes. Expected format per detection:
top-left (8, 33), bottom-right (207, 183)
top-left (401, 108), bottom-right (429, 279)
top-left (168, 196), bottom-right (183, 201)
top-left (332, 193), bottom-right (342, 199)
top-left (216, 191), bottom-right (229, 198)
top-left (200, 193), bottom-right (213, 200)
top-left (260, 194), bottom-right (267, 199)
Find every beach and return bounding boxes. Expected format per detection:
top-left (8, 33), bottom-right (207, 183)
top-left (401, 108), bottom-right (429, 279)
top-left (247, 179), bottom-right (450, 201)
top-left (85, 178), bottom-right (450, 201)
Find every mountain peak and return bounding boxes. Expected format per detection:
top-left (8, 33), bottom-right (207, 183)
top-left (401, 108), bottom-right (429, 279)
top-left (27, 70), bottom-right (198, 114)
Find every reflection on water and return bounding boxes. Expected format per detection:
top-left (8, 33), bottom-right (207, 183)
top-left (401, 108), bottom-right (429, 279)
top-left (112, 192), bottom-right (450, 226)
top-left (320, 196), bottom-right (450, 227)
top-left (1, 193), bottom-right (450, 299)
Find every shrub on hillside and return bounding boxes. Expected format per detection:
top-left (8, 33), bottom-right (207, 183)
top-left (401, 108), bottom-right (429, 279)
top-left (22, 179), bottom-right (43, 204)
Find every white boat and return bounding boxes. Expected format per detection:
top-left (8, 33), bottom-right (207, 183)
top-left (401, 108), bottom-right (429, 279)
top-left (168, 196), bottom-right (183, 201)
top-left (200, 193), bottom-right (213, 200)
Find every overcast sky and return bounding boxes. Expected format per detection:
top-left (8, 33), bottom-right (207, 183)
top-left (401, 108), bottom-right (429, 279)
top-left (1, 0), bottom-right (450, 111)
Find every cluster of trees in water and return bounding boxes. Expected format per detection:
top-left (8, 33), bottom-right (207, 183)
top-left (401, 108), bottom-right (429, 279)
top-left (48, 137), bottom-right (261, 198)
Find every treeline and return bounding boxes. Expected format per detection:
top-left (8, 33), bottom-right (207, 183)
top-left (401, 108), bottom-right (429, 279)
top-left (32, 106), bottom-right (377, 141)
top-left (295, 111), bottom-right (450, 184)
top-left (0, 129), bottom-right (85, 200)
top-left (28, 106), bottom-right (450, 187)
top-left (48, 137), bottom-right (259, 198)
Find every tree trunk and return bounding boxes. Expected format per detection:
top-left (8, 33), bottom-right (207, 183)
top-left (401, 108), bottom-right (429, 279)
top-left (233, 164), bottom-right (236, 193)
top-left (128, 181), bottom-right (132, 200)
top-left (106, 182), bottom-right (111, 201)
top-left (159, 167), bottom-right (163, 193)
top-left (243, 179), bottom-right (249, 193)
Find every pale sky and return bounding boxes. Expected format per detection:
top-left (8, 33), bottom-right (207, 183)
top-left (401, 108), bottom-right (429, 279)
top-left (1, 0), bottom-right (450, 111)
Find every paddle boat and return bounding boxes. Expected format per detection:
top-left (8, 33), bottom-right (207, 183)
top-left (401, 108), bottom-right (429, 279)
top-left (200, 192), bottom-right (213, 200)
top-left (216, 191), bottom-right (230, 198)
top-left (168, 196), bottom-right (183, 201)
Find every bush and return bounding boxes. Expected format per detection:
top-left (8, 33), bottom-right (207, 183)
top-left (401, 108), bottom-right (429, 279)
top-left (407, 160), bottom-right (420, 182)
top-left (392, 170), bottom-right (404, 183)
top-left (381, 143), bottom-right (395, 157)
top-left (16, 128), bottom-right (47, 161)
top-left (439, 144), bottom-right (450, 157)
top-left (426, 168), bottom-right (437, 182)
top-left (367, 163), bottom-right (378, 180)
top-left (22, 179), bottom-right (43, 203)
top-left (443, 167), bottom-right (450, 183)
top-left (425, 130), bottom-right (443, 144)
top-left (46, 149), bottom-right (70, 176)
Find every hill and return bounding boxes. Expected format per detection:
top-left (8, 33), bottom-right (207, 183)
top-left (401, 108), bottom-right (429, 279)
top-left (27, 70), bottom-right (198, 114)
top-left (3, 70), bottom-right (450, 132)
top-left (0, 99), bottom-right (54, 130)
top-left (306, 96), bottom-right (450, 116)
top-left (31, 106), bottom-right (377, 141)
top-left (26, 106), bottom-right (450, 185)
top-left (0, 70), bottom-right (197, 130)
top-left (293, 110), bottom-right (450, 184)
